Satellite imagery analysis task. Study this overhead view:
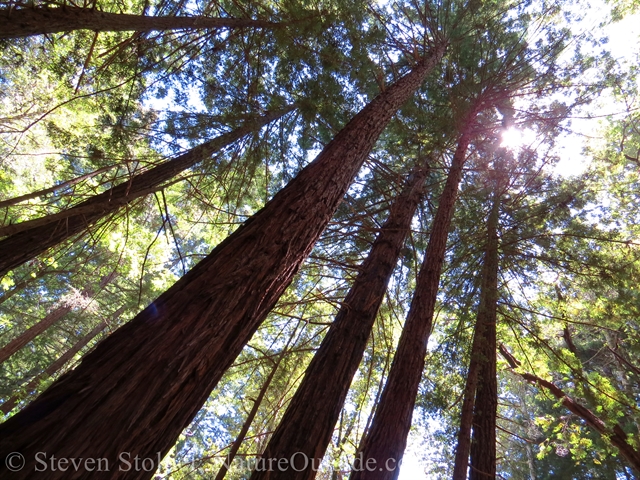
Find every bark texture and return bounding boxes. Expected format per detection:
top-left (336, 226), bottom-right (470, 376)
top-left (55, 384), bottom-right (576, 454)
top-left (452, 193), bottom-right (500, 480)
top-left (0, 47), bottom-right (445, 480)
top-left (0, 7), bottom-right (278, 39)
top-left (250, 164), bottom-right (429, 480)
top-left (469, 194), bottom-right (500, 480)
top-left (350, 124), bottom-right (476, 480)
top-left (500, 344), bottom-right (640, 474)
top-left (0, 107), bottom-right (292, 277)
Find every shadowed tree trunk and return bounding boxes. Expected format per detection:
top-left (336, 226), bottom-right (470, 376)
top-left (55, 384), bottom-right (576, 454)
top-left (0, 7), bottom-right (280, 39)
top-left (0, 45), bottom-right (446, 480)
top-left (469, 192), bottom-right (500, 480)
top-left (0, 107), bottom-right (293, 277)
top-left (250, 162), bottom-right (430, 480)
top-left (499, 345), bottom-right (640, 474)
top-left (452, 191), bottom-right (500, 480)
top-left (0, 272), bottom-right (115, 364)
top-left (349, 110), bottom-right (479, 480)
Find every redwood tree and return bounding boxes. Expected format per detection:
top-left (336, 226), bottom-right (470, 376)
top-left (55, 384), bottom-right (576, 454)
top-left (0, 44), bottom-right (446, 480)
top-left (348, 110), bottom-right (479, 480)
top-left (468, 193), bottom-right (500, 480)
top-left (452, 188), bottom-right (501, 480)
top-left (250, 162), bottom-right (430, 480)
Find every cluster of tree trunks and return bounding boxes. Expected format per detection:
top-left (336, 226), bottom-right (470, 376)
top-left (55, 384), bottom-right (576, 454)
top-left (0, 46), bottom-right (446, 479)
top-left (350, 100), bottom-right (482, 480)
top-left (250, 162), bottom-right (430, 480)
top-left (452, 190), bottom-right (500, 480)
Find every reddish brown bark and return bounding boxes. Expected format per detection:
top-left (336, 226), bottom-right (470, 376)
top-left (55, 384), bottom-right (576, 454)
top-left (250, 164), bottom-right (429, 480)
top-left (0, 7), bottom-right (279, 39)
top-left (0, 46), bottom-right (445, 480)
top-left (453, 193), bottom-right (500, 480)
top-left (350, 118), bottom-right (478, 480)
top-left (0, 107), bottom-right (292, 277)
top-left (499, 344), bottom-right (640, 474)
top-left (0, 273), bottom-right (114, 364)
top-left (469, 194), bottom-right (500, 480)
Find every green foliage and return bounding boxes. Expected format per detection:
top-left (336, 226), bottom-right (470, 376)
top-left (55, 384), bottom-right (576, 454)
top-left (1, 0), bottom-right (640, 477)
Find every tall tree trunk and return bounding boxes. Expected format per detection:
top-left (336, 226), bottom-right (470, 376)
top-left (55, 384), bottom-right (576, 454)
top-left (250, 162), bottom-right (430, 480)
top-left (469, 193), bottom-right (500, 480)
top-left (452, 192), bottom-right (500, 480)
top-left (0, 273), bottom-right (115, 364)
top-left (0, 46), bottom-right (446, 480)
top-left (499, 344), bottom-right (640, 474)
top-left (0, 107), bottom-right (292, 277)
top-left (349, 107), bottom-right (481, 480)
top-left (0, 7), bottom-right (280, 39)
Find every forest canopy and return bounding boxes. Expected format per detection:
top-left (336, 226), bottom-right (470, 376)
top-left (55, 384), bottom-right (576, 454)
top-left (0, 0), bottom-right (639, 478)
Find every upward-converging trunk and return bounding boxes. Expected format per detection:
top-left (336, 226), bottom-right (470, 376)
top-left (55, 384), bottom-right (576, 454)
top-left (0, 46), bottom-right (446, 480)
top-left (0, 7), bottom-right (279, 39)
top-left (350, 116), bottom-right (478, 480)
top-left (469, 194), bottom-right (500, 480)
top-left (452, 192), bottom-right (501, 480)
top-left (250, 163), bottom-right (429, 480)
top-left (0, 107), bottom-right (292, 277)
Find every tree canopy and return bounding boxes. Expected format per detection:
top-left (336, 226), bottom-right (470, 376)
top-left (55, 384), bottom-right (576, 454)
top-left (1, 0), bottom-right (639, 478)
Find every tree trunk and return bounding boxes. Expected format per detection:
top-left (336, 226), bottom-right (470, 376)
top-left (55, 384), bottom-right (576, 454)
top-left (0, 273), bottom-right (114, 364)
top-left (452, 192), bottom-right (500, 480)
top-left (469, 194), bottom-right (500, 480)
top-left (0, 6), bottom-right (279, 39)
top-left (499, 344), bottom-right (640, 474)
top-left (250, 163), bottom-right (429, 480)
top-left (1, 320), bottom-right (109, 415)
top-left (0, 107), bottom-right (292, 277)
top-left (0, 46), bottom-right (445, 480)
top-left (350, 118), bottom-right (478, 480)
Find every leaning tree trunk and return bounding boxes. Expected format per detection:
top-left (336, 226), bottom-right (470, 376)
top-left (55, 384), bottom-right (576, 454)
top-left (0, 45), bottom-right (446, 480)
top-left (469, 193), bottom-right (500, 480)
top-left (0, 6), bottom-right (279, 39)
top-left (452, 192), bottom-right (501, 480)
top-left (0, 272), bottom-right (115, 364)
top-left (349, 111), bottom-right (480, 480)
top-left (0, 107), bottom-right (292, 277)
top-left (250, 162), bottom-right (430, 480)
